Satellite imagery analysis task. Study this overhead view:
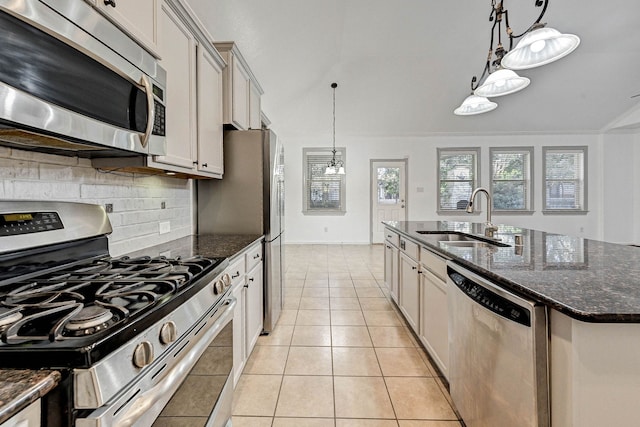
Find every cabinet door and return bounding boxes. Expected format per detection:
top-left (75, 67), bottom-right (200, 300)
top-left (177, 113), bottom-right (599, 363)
top-left (384, 244), bottom-right (399, 303)
top-left (154, 2), bottom-right (197, 169)
top-left (231, 57), bottom-right (250, 130)
top-left (390, 245), bottom-right (399, 303)
top-left (249, 81), bottom-right (261, 129)
top-left (420, 269), bottom-right (449, 379)
top-left (196, 45), bottom-right (224, 176)
top-left (95, 0), bottom-right (160, 57)
top-left (232, 283), bottom-right (245, 387)
top-left (1, 400), bottom-right (40, 427)
top-left (399, 252), bottom-right (419, 331)
top-left (245, 262), bottom-right (264, 355)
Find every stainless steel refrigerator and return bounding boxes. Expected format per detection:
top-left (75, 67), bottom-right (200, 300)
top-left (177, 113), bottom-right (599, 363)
top-left (197, 129), bottom-right (284, 333)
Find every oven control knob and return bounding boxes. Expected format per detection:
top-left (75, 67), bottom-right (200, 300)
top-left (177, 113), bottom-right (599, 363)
top-left (222, 273), bottom-right (231, 288)
top-left (132, 341), bottom-right (154, 368)
top-left (213, 280), bottom-right (224, 295)
top-left (159, 321), bottom-right (178, 345)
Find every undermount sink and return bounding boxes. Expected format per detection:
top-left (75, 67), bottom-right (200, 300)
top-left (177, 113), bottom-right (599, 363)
top-left (415, 231), bottom-right (511, 248)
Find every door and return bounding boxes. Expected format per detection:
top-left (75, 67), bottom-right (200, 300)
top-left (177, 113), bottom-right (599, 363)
top-left (371, 160), bottom-right (407, 243)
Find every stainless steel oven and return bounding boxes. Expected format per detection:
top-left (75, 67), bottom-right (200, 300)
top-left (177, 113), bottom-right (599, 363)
top-left (0, 0), bottom-right (166, 158)
top-left (0, 201), bottom-right (234, 427)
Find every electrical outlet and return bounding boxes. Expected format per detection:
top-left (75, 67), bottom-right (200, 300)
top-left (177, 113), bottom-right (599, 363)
top-left (104, 203), bottom-right (113, 213)
top-left (159, 221), bottom-right (171, 234)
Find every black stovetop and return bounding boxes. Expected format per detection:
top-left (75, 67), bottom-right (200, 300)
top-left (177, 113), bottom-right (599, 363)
top-left (0, 249), bottom-right (227, 368)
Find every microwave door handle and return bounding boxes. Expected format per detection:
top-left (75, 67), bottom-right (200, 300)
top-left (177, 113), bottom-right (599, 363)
top-left (113, 298), bottom-right (236, 427)
top-left (140, 75), bottom-right (155, 148)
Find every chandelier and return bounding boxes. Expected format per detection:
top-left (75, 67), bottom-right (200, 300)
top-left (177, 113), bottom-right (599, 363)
top-left (454, 0), bottom-right (580, 116)
top-left (325, 82), bottom-right (345, 175)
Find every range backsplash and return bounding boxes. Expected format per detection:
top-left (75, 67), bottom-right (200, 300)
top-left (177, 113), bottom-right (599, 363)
top-left (0, 147), bottom-right (194, 255)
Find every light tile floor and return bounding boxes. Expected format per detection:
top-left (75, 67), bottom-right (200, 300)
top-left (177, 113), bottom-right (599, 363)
top-left (232, 244), bottom-right (462, 427)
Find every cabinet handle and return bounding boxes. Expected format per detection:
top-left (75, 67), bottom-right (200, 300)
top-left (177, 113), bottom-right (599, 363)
top-left (231, 272), bottom-right (240, 279)
top-left (253, 254), bottom-right (260, 259)
top-left (249, 277), bottom-right (255, 282)
top-left (202, 163), bottom-right (208, 167)
top-left (400, 240), bottom-right (406, 250)
top-left (412, 266), bottom-right (417, 270)
top-left (104, 0), bottom-right (116, 7)
top-left (193, 161), bottom-right (199, 165)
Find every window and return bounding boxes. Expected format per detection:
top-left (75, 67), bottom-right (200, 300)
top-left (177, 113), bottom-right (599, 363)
top-left (490, 147), bottom-right (533, 213)
top-left (303, 147), bottom-right (346, 215)
top-left (543, 146), bottom-right (587, 213)
top-left (437, 148), bottom-right (479, 212)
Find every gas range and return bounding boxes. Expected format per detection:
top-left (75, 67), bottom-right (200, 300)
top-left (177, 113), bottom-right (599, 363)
top-left (0, 254), bottom-right (226, 366)
top-left (0, 201), bottom-right (233, 426)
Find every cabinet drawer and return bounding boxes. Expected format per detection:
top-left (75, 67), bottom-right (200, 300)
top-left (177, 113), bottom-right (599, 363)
top-left (245, 243), bottom-right (263, 271)
top-left (385, 229), bottom-right (400, 247)
top-left (420, 247), bottom-right (447, 282)
top-left (399, 237), bottom-right (419, 260)
top-left (227, 257), bottom-right (245, 289)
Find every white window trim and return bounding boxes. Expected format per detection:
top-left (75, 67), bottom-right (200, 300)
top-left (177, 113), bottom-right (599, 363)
top-left (436, 147), bottom-right (480, 214)
top-left (542, 146), bottom-right (588, 215)
top-left (302, 147), bottom-right (347, 216)
top-left (490, 146), bottom-right (535, 215)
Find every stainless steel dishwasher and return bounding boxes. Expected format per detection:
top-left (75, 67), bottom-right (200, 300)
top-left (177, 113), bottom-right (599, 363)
top-left (447, 262), bottom-right (549, 427)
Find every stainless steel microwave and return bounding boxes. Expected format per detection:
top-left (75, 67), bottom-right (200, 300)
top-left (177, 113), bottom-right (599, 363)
top-left (0, 0), bottom-right (166, 158)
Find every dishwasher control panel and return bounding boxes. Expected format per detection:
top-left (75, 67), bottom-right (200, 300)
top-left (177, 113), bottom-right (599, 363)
top-left (448, 269), bottom-right (532, 327)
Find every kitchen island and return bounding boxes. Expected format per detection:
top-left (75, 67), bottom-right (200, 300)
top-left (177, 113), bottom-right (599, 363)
top-left (384, 220), bottom-right (640, 427)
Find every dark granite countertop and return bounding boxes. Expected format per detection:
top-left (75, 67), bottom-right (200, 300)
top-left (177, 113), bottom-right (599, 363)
top-left (384, 220), bottom-right (640, 323)
top-left (0, 370), bottom-right (60, 424)
top-left (123, 234), bottom-right (264, 260)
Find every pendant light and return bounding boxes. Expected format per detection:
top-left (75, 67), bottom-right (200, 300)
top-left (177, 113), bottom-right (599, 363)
top-left (455, 0), bottom-right (579, 115)
top-left (325, 82), bottom-right (344, 175)
top-left (454, 94), bottom-right (498, 116)
top-left (501, 24), bottom-right (580, 70)
top-left (474, 68), bottom-right (530, 97)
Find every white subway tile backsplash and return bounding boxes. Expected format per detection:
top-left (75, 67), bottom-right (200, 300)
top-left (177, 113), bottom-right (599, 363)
top-left (1, 148), bottom-right (194, 255)
top-left (12, 180), bottom-right (82, 200)
top-left (0, 158), bottom-right (39, 179)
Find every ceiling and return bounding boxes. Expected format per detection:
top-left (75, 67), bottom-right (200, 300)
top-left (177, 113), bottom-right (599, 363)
top-left (185, 0), bottom-right (640, 138)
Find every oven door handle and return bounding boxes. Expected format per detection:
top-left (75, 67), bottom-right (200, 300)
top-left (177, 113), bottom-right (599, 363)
top-left (140, 75), bottom-right (155, 148)
top-left (115, 297), bottom-right (236, 427)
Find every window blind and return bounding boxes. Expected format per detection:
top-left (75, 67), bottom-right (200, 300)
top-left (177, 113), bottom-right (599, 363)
top-left (543, 147), bottom-right (587, 211)
top-left (303, 148), bottom-right (345, 214)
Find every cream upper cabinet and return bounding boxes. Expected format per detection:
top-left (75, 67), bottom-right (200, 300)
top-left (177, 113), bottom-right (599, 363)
top-left (214, 42), bottom-right (263, 131)
top-left (154, 1), bottom-right (197, 170)
top-left (196, 45), bottom-right (224, 177)
top-left (249, 81), bottom-right (263, 129)
top-left (92, 0), bottom-right (161, 58)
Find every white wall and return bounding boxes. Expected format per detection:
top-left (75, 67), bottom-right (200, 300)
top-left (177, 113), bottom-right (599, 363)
top-left (282, 132), bottom-right (604, 244)
top-left (0, 147), bottom-right (194, 256)
top-left (601, 130), bottom-right (640, 244)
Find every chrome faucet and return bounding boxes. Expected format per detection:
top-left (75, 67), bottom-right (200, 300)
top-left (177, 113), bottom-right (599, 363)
top-left (466, 187), bottom-right (499, 239)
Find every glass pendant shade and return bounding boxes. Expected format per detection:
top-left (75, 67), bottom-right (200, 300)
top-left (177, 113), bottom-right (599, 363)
top-left (474, 68), bottom-right (530, 97)
top-left (325, 166), bottom-right (336, 175)
top-left (454, 95), bottom-right (498, 116)
top-left (501, 26), bottom-right (580, 70)
top-left (337, 166), bottom-right (345, 175)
